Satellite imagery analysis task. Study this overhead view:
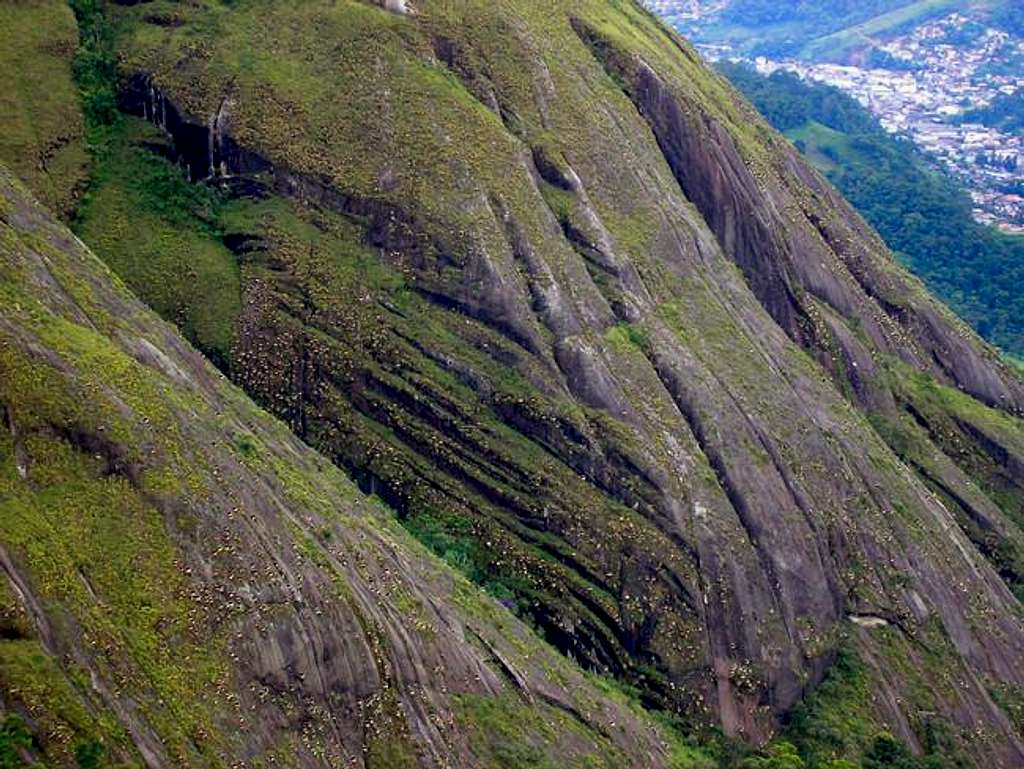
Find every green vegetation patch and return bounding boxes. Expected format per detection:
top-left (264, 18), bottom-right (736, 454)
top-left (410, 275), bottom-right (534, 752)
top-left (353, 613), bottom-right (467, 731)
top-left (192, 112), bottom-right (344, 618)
top-left (0, 715), bottom-right (34, 769)
top-left (67, 0), bottom-right (120, 138)
top-left (890, 362), bottom-right (1024, 523)
top-left (73, 119), bottom-right (241, 370)
top-left (745, 643), bottom-right (970, 769)
top-left (0, 0), bottom-right (90, 217)
top-left (784, 649), bottom-right (879, 767)
top-left (455, 689), bottom-right (714, 769)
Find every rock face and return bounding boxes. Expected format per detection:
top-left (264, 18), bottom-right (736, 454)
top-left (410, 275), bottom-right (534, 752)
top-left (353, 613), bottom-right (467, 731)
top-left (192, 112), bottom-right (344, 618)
top-left (0, 166), bottom-right (685, 769)
top-left (4, 0), bottom-right (1024, 766)
top-left (377, 0), bottom-right (409, 13)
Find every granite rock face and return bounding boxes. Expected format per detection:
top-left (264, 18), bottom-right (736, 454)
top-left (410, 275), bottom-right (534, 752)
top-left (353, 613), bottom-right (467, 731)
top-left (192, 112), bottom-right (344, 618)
top-left (3, 0), bottom-right (1024, 766)
top-left (0, 166), bottom-right (684, 769)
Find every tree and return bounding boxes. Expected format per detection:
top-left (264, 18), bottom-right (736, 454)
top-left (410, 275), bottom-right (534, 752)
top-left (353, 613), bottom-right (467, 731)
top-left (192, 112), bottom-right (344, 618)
top-left (0, 717), bottom-right (32, 769)
top-left (741, 741), bottom-right (806, 769)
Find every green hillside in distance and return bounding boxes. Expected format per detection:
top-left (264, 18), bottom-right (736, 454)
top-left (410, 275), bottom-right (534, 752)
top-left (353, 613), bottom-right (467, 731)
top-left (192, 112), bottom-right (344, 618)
top-left (687, 0), bottom-right (1018, 62)
top-left (960, 88), bottom-right (1024, 135)
top-left (719, 62), bottom-right (1024, 360)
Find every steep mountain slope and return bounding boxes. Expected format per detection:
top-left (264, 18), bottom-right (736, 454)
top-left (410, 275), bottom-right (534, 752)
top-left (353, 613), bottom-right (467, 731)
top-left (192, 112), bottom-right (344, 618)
top-left (5, 0), bottom-right (1024, 766)
top-left (716, 63), bottom-right (1024, 358)
top-left (0, 164), bottom-right (702, 769)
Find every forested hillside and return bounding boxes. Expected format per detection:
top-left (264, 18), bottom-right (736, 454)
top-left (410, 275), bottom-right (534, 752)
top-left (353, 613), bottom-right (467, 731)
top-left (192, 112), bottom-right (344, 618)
top-left (961, 89), bottom-right (1024, 136)
top-left (689, 0), bottom-right (1020, 61)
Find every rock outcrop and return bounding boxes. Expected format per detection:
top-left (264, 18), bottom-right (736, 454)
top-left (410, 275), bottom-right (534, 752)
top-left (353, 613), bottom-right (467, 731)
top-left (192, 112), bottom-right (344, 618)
top-left (3, 0), bottom-right (1024, 766)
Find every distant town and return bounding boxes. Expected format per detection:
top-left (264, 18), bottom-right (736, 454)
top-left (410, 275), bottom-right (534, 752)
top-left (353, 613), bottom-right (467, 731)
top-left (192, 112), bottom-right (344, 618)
top-left (649, 5), bottom-right (1024, 233)
top-left (645, 0), bottom-right (727, 28)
